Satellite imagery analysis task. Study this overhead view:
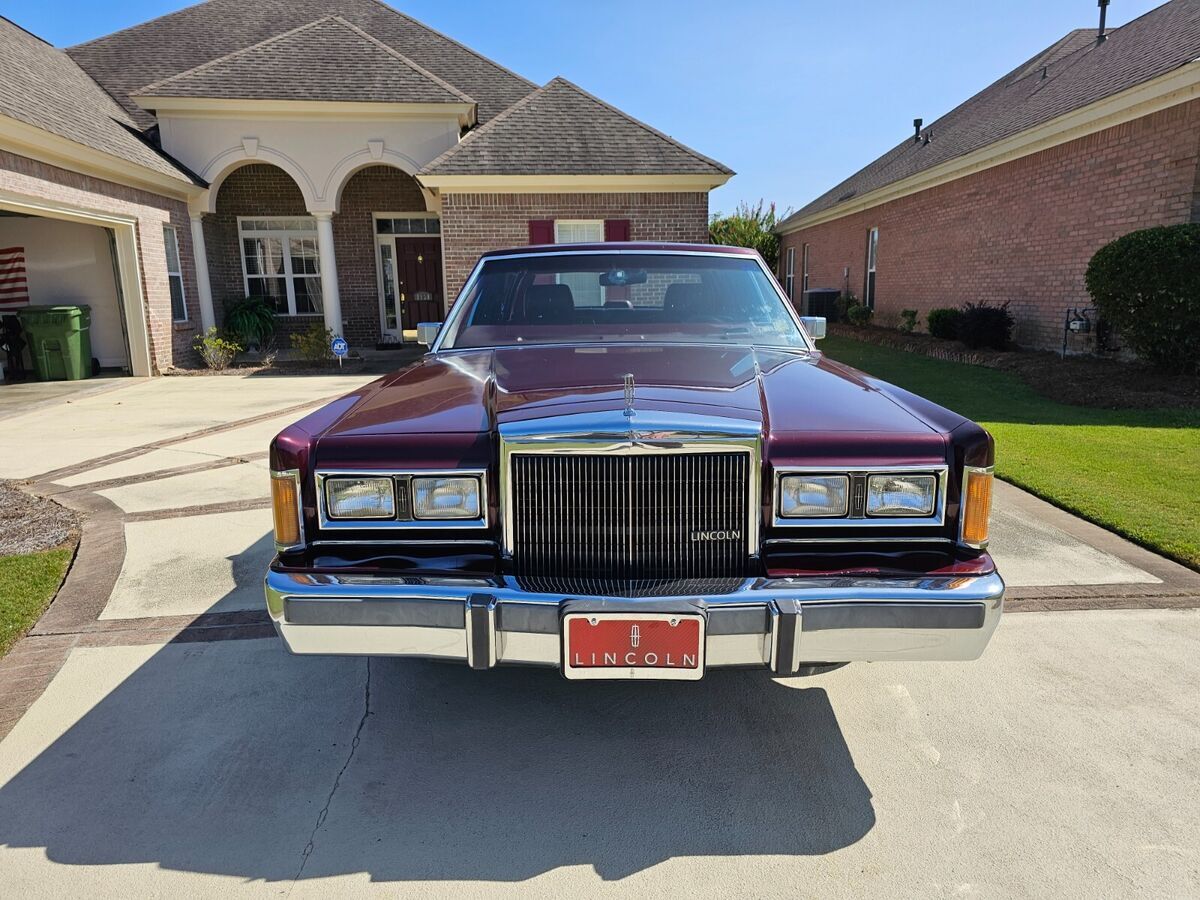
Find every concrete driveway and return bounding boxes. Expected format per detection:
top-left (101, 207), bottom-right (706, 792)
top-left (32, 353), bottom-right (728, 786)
top-left (1, 375), bottom-right (1198, 897)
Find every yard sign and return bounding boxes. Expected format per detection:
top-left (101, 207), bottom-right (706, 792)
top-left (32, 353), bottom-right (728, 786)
top-left (0, 247), bottom-right (29, 308)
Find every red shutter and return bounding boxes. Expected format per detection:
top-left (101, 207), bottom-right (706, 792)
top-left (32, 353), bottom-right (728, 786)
top-left (604, 219), bottom-right (631, 242)
top-left (528, 220), bottom-right (554, 245)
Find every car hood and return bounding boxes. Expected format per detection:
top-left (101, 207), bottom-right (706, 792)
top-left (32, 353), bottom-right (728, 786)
top-left (316, 345), bottom-right (939, 439)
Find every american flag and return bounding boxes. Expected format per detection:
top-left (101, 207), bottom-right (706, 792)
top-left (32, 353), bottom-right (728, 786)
top-left (0, 247), bottom-right (29, 309)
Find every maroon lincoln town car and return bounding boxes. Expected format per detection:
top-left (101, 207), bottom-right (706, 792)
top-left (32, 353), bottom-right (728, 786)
top-left (265, 243), bottom-right (1002, 680)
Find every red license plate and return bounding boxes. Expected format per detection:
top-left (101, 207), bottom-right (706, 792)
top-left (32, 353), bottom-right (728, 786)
top-left (562, 613), bottom-right (705, 681)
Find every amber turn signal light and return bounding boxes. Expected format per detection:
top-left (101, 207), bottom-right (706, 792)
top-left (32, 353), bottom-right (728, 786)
top-left (271, 472), bottom-right (302, 551)
top-left (960, 467), bottom-right (994, 549)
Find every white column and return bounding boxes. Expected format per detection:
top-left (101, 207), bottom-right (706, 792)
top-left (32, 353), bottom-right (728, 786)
top-left (314, 212), bottom-right (343, 338)
top-left (189, 213), bottom-right (216, 331)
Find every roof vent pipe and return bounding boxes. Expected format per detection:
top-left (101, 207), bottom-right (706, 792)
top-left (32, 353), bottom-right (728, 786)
top-left (1098, 0), bottom-right (1110, 43)
top-left (913, 118), bottom-right (923, 143)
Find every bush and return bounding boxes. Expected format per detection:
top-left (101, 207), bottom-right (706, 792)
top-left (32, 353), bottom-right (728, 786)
top-left (193, 327), bottom-right (241, 370)
top-left (290, 323), bottom-right (336, 363)
top-left (957, 301), bottom-right (1014, 350)
top-left (898, 309), bottom-right (919, 333)
top-left (1085, 224), bottom-right (1200, 373)
top-left (223, 296), bottom-right (276, 350)
top-left (927, 307), bottom-right (963, 340)
top-left (846, 304), bottom-right (874, 326)
top-left (709, 200), bottom-right (790, 272)
top-left (833, 292), bottom-right (859, 322)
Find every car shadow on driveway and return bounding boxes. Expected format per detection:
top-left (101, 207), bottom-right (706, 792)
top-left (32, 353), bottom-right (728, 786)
top-left (0, 636), bottom-right (875, 883)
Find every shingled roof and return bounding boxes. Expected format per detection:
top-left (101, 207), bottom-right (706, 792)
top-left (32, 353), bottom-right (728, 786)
top-left (0, 17), bottom-right (198, 185)
top-left (68, 0), bottom-right (536, 128)
top-left (778, 0), bottom-right (1200, 230)
top-left (135, 16), bottom-right (474, 107)
top-left (421, 77), bottom-right (733, 178)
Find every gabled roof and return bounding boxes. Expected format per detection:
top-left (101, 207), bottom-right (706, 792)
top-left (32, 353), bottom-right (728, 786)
top-left (0, 17), bottom-right (199, 185)
top-left (69, 0), bottom-right (536, 128)
top-left (135, 16), bottom-right (474, 108)
top-left (778, 0), bottom-right (1200, 231)
top-left (421, 77), bottom-right (733, 178)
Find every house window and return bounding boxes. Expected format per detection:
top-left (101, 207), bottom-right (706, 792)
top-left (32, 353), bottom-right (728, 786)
top-left (801, 243), bottom-right (810, 294)
top-left (238, 217), bottom-right (323, 316)
top-left (163, 225), bottom-right (187, 322)
top-left (784, 246), bottom-right (795, 300)
top-left (865, 227), bottom-right (878, 308)
top-left (375, 216), bottom-right (440, 235)
top-left (554, 220), bottom-right (605, 307)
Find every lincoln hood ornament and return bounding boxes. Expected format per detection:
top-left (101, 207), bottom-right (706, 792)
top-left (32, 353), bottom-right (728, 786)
top-left (623, 373), bottom-right (635, 418)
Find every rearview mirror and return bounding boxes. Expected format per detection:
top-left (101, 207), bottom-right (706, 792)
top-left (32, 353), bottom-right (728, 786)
top-left (417, 321), bottom-right (442, 347)
top-left (800, 316), bottom-right (827, 340)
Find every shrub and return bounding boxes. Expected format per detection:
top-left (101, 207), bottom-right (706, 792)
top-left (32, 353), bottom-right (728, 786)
top-left (846, 304), bottom-right (874, 326)
top-left (899, 309), bottom-right (919, 333)
top-left (290, 323), bottom-right (336, 363)
top-left (709, 200), bottom-right (790, 272)
top-left (223, 296), bottom-right (276, 349)
top-left (193, 327), bottom-right (241, 370)
top-left (927, 307), bottom-right (963, 340)
top-left (833, 292), bottom-right (859, 322)
top-left (957, 301), bottom-right (1014, 350)
top-left (1085, 224), bottom-right (1200, 373)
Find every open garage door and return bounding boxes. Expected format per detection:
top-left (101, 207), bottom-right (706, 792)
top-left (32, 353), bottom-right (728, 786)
top-left (0, 196), bottom-right (151, 382)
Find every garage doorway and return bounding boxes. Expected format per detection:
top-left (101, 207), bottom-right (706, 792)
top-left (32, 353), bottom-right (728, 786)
top-left (0, 193), bottom-right (150, 382)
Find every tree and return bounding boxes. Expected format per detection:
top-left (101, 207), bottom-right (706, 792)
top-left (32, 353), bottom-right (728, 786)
top-left (709, 200), bottom-right (790, 272)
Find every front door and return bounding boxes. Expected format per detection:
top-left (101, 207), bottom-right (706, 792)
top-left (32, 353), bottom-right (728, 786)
top-left (375, 216), bottom-right (443, 342)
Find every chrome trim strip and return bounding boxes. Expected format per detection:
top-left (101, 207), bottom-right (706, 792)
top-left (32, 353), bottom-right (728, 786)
top-left (772, 465), bottom-right (949, 529)
top-left (314, 468), bottom-right (488, 531)
top-left (763, 536), bottom-right (955, 546)
top-left (311, 539), bottom-right (498, 548)
top-left (959, 464), bottom-right (995, 551)
top-left (270, 469), bottom-right (305, 553)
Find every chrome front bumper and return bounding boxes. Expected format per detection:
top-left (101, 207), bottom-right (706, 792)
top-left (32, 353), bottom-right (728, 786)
top-left (265, 569), bottom-right (1004, 673)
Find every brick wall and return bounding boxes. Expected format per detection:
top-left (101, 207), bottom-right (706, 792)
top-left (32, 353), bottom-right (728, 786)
top-left (333, 165), bottom-right (426, 346)
top-left (779, 98), bottom-right (1200, 349)
top-left (0, 149), bottom-right (201, 371)
top-left (440, 192), bottom-right (711, 300)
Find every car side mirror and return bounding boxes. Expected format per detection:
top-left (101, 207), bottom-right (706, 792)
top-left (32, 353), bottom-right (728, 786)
top-left (800, 316), bottom-right (827, 340)
top-left (417, 322), bottom-right (442, 347)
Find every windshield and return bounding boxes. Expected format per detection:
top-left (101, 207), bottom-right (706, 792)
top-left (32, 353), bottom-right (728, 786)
top-left (439, 252), bottom-right (809, 351)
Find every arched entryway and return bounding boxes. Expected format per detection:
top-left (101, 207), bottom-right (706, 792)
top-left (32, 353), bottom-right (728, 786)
top-left (333, 165), bottom-right (441, 347)
top-left (201, 163), bottom-right (324, 345)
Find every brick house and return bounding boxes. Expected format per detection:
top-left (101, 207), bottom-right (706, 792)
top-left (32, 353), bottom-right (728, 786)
top-left (775, 0), bottom-right (1200, 350)
top-left (0, 2), bottom-right (730, 376)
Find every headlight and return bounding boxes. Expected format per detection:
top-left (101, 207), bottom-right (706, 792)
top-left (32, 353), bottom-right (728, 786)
top-left (867, 474), bottom-right (937, 517)
top-left (325, 477), bottom-right (396, 519)
top-left (413, 476), bottom-right (481, 520)
top-left (779, 474), bottom-right (849, 518)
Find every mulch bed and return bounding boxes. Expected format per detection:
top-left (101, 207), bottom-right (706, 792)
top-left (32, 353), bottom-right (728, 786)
top-left (828, 324), bottom-right (1200, 410)
top-left (162, 358), bottom-right (370, 377)
top-left (0, 481), bottom-right (80, 557)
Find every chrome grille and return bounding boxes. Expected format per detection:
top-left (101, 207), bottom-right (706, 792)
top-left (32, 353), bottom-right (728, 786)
top-left (510, 452), bottom-right (752, 580)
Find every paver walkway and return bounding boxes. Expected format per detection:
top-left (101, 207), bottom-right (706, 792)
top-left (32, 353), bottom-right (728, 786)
top-left (1, 375), bottom-right (1198, 897)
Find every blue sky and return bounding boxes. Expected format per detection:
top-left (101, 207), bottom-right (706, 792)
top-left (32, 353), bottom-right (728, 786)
top-left (11, 0), bottom-right (1165, 215)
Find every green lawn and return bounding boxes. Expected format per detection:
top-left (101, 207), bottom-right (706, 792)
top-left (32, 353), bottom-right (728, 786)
top-left (0, 548), bottom-right (73, 658)
top-left (820, 335), bottom-right (1200, 570)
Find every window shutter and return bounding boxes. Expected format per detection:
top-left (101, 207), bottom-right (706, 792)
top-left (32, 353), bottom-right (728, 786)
top-left (528, 220), bottom-right (554, 245)
top-left (604, 219), bottom-right (631, 242)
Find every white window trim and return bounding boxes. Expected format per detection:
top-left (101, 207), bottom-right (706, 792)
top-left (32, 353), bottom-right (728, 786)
top-left (163, 224), bottom-right (187, 323)
top-left (865, 227), bottom-right (879, 307)
top-left (237, 216), bottom-right (322, 317)
top-left (801, 243), bottom-right (810, 294)
top-left (784, 246), bottom-right (795, 300)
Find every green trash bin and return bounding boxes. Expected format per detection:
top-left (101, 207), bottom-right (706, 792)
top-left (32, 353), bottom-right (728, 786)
top-left (16, 305), bottom-right (92, 381)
